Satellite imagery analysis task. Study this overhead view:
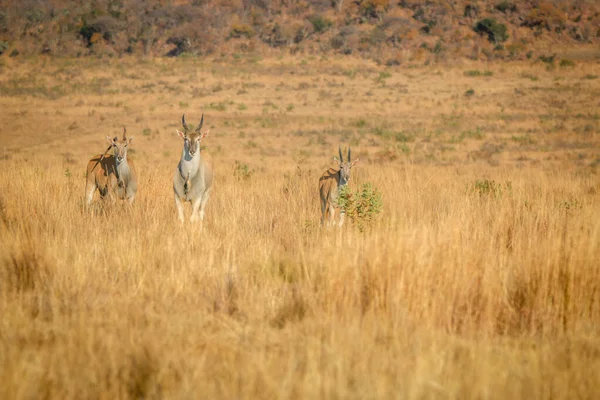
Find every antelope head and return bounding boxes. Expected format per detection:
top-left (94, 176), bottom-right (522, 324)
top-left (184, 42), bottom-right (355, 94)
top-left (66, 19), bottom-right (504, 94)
top-left (106, 128), bottom-right (133, 164)
top-left (334, 146), bottom-right (359, 186)
top-left (177, 114), bottom-right (210, 158)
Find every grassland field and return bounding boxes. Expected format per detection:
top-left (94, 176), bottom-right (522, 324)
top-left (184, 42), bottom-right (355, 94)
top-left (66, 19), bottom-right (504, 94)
top-left (0, 54), bottom-right (599, 399)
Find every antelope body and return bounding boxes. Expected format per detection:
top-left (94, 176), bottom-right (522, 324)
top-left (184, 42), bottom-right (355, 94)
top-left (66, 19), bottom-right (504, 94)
top-left (319, 147), bottom-right (359, 227)
top-left (85, 129), bottom-right (137, 205)
top-left (173, 114), bottom-right (214, 224)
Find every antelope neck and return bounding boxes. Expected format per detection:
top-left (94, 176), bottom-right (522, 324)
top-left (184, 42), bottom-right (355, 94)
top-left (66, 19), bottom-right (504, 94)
top-left (115, 158), bottom-right (130, 183)
top-left (338, 169), bottom-right (347, 186)
top-left (179, 148), bottom-right (200, 180)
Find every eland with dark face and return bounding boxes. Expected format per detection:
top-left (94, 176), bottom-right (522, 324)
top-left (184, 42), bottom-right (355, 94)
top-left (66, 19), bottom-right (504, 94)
top-left (319, 146), bottom-right (359, 227)
top-left (85, 128), bottom-right (137, 205)
top-left (173, 114), bottom-right (214, 224)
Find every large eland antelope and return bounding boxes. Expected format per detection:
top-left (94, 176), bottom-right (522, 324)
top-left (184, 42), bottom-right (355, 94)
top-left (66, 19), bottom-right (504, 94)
top-left (173, 114), bottom-right (214, 224)
top-left (319, 147), bottom-right (359, 227)
top-left (85, 128), bottom-right (138, 205)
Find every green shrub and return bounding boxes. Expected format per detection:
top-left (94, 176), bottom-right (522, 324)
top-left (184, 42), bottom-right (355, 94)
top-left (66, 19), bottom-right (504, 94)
top-left (495, 1), bottom-right (517, 13)
top-left (520, 73), bottom-right (538, 81)
top-left (208, 101), bottom-right (227, 111)
top-left (308, 15), bottom-right (332, 34)
top-left (354, 119), bottom-right (368, 128)
top-left (538, 54), bottom-right (555, 64)
top-left (374, 71), bottom-right (392, 85)
top-left (469, 179), bottom-right (512, 197)
top-left (337, 183), bottom-right (383, 231)
top-left (360, 0), bottom-right (390, 19)
top-left (559, 59), bottom-right (575, 67)
top-left (464, 70), bottom-right (493, 77)
top-left (233, 161), bottom-right (253, 181)
top-left (511, 135), bottom-right (536, 145)
top-left (474, 18), bottom-right (508, 43)
top-left (394, 131), bottom-right (414, 142)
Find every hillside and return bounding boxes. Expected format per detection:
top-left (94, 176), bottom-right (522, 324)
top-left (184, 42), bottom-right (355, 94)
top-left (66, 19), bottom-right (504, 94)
top-left (1, 0), bottom-right (599, 64)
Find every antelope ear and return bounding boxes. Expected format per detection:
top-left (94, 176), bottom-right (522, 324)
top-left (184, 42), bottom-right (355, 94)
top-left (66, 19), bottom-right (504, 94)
top-left (127, 136), bottom-right (134, 144)
top-left (333, 156), bottom-right (341, 166)
top-left (106, 136), bottom-right (114, 145)
top-left (350, 158), bottom-right (359, 167)
top-left (200, 129), bottom-right (210, 140)
top-left (176, 130), bottom-right (186, 139)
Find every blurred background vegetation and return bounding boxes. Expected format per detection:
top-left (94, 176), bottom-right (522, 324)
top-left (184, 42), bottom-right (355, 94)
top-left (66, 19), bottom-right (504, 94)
top-left (0, 0), bottom-right (598, 64)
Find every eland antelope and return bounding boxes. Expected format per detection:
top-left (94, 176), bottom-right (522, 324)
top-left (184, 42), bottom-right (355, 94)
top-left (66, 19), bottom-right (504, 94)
top-left (173, 114), bottom-right (214, 224)
top-left (85, 128), bottom-right (137, 205)
top-left (319, 147), bottom-right (359, 227)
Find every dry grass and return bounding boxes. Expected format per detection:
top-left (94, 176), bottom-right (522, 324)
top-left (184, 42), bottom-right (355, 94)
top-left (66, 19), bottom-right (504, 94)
top-left (0, 55), bottom-right (599, 399)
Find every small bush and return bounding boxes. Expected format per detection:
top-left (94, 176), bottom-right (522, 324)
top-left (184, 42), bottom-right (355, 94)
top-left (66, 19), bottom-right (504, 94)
top-left (538, 54), bottom-right (555, 64)
top-left (495, 1), bottom-right (517, 13)
top-left (360, 0), bottom-right (390, 19)
top-left (79, 16), bottom-right (125, 47)
top-left (208, 101), bottom-right (227, 111)
top-left (229, 24), bottom-right (255, 39)
top-left (353, 119), bottom-right (368, 128)
top-left (233, 161), bottom-right (253, 181)
top-left (465, 88), bottom-right (475, 97)
top-left (474, 18), bottom-right (508, 43)
top-left (464, 3), bottom-right (479, 18)
top-left (374, 71), bottom-right (392, 85)
top-left (557, 199), bottom-right (581, 214)
top-left (308, 15), bottom-right (332, 34)
top-left (365, 27), bottom-right (387, 46)
top-left (469, 179), bottom-right (512, 197)
top-left (511, 135), bottom-right (536, 145)
top-left (395, 131), bottom-right (414, 142)
top-left (520, 73), bottom-right (538, 81)
top-left (461, 128), bottom-right (485, 140)
top-left (464, 70), bottom-right (493, 77)
top-left (559, 59), bottom-right (575, 68)
top-left (260, 23), bottom-right (292, 47)
top-left (165, 36), bottom-right (191, 57)
top-left (337, 183), bottom-right (383, 231)
top-left (330, 34), bottom-right (346, 50)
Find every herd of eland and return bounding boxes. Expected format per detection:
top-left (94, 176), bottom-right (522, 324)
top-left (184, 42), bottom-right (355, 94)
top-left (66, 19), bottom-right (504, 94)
top-left (85, 114), bottom-right (358, 227)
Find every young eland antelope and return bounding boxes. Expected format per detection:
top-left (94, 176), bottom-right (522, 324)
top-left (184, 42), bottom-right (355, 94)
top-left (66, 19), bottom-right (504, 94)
top-left (173, 114), bottom-right (214, 224)
top-left (85, 128), bottom-right (137, 205)
top-left (319, 147), bottom-right (359, 227)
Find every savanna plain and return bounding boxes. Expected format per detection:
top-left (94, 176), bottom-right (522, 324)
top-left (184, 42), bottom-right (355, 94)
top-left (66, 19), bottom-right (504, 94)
top-left (0, 54), bottom-right (599, 399)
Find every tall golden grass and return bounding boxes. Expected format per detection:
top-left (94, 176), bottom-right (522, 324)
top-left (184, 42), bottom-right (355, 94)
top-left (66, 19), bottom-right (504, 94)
top-left (1, 56), bottom-right (599, 399)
